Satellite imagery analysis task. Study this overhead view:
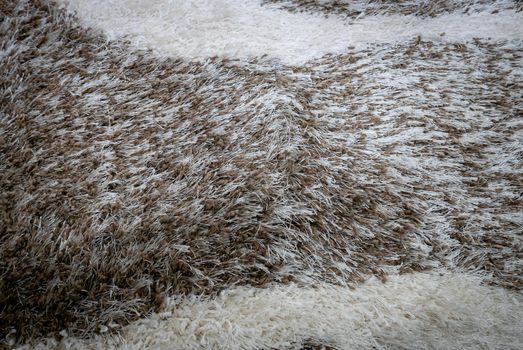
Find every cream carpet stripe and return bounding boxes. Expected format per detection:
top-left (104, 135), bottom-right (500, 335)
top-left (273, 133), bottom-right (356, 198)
top-left (19, 272), bottom-right (523, 350)
top-left (59, 0), bottom-right (523, 65)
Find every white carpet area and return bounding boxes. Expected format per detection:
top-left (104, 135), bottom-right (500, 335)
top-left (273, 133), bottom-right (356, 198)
top-left (19, 272), bottom-right (523, 349)
top-left (58, 0), bottom-right (523, 65)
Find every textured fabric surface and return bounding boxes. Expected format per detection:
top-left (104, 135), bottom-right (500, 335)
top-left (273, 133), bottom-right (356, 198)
top-left (1, 0), bottom-right (522, 349)
top-left (14, 273), bottom-right (523, 350)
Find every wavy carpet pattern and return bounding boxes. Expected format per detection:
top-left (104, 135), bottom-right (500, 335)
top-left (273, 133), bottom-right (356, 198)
top-left (1, 1), bottom-right (522, 349)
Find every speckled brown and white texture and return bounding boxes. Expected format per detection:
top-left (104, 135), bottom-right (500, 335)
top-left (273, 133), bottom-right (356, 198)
top-left (263, 0), bottom-right (523, 18)
top-left (1, 0), bottom-right (522, 349)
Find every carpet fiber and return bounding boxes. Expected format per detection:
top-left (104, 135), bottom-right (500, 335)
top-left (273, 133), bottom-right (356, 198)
top-left (1, 1), bottom-right (522, 349)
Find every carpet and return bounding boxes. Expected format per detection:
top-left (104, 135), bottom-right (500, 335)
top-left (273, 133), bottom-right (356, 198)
top-left (1, 0), bottom-right (522, 349)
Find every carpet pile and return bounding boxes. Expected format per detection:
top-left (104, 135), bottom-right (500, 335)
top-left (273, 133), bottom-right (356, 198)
top-left (1, 0), bottom-right (522, 349)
